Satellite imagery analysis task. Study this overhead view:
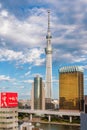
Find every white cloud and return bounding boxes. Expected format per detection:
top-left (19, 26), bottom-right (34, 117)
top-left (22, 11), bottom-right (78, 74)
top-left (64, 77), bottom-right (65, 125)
top-left (25, 71), bottom-right (31, 76)
top-left (19, 86), bottom-right (25, 89)
top-left (52, 76), bottom-right (58, 83)
top-left (1, 10), bottom-right (8, 17)
top-left (0, 48), bottom-right (23, 61)
top-left (19, 92), bottom-right (31, 97)
top-left (28, 66), bottom-right (32, 70)
top-left (0, 75), bottom-right (15, 82)
top-left (0, 8), bottom-right (47, 48)
top-left (34, 58), bottom-right (45, 66)
top-left (81, 65), bottom-right (87, 70)
top-left (0, 48), bottom-right (45, 66)
top-left (0, 4), bottom-right (87, 66)
top-left (53, 47), bottom-right (87, 64)
top-left (23, 79), bottom-right (33, 84)
top-left (32, 73), bottom-right (44, 78)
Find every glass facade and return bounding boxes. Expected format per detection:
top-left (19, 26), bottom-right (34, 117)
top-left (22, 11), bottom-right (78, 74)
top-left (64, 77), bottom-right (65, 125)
top-left (34, 76), bottom-right (42, 109)
top-left (59, 66), bottom-right (84, 111)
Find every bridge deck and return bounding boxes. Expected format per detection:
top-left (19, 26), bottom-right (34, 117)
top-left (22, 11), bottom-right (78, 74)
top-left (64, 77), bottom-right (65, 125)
top-left (18, 109), bottom-right (80, 116)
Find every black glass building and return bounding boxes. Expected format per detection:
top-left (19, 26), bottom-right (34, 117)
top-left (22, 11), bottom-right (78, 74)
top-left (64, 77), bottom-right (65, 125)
top-left (31, 75), bottom-right (45, 110)
top-left (34, 76), bottom-right (42, 109)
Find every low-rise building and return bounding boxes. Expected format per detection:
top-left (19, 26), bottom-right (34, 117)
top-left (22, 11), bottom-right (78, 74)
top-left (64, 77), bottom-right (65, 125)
top-left (0, 92), bottom-right (18, 130)
top-left (20, 122), bottom-right (34, 130)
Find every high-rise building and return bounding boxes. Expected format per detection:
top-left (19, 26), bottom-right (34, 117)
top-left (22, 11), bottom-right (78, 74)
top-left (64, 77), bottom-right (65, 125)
top-left (84, 95), bottom-right (87, 113)
top-left (0, 92), bottom-right (18, 130)
top-left (45, 10), bottom-right (52, 99)
top-left (81, 96), bottom-right (87, 130)
top-left (31, 75), bottom-right (45, 110)
top-left (59, 66), bottom-right (84, 111)
top-left (81, 113), bottom-right (87, 130)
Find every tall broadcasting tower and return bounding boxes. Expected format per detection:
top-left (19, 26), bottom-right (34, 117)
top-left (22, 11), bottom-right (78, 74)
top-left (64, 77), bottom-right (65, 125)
top-left (45, 10), bottom-right (52, 99)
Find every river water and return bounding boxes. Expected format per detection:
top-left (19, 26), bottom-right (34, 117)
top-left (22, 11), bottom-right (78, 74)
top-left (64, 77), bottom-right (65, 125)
top-left (38, 124), bottom-right (80, 130)
top-left (19, 123), bottom-right (80, 130)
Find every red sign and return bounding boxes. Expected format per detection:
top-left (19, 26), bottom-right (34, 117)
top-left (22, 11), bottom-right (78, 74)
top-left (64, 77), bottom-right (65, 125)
top-left (0, 92), bottom-right (18, 108)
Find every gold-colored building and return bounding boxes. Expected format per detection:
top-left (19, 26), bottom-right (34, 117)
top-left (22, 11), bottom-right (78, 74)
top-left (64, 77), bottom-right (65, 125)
top-left (59, 66), bottom-right (84, 111)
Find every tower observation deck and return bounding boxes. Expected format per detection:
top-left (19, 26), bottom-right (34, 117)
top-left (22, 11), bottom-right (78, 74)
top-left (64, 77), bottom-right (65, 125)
top-left (45, 10), bottom-right (52, 99)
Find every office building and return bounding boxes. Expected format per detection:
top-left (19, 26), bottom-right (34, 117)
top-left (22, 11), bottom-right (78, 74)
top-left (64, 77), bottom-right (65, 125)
top-left (18, 99), bottom-right (31, 109)
top-left (84, 95), bottom-right (87, 113)
top-left (81, 96), bottom-right (87, 130)
top-left (0, 92), bottom-right (18, 130)
top-left (59, 66), bottom-right (84, 111)
top-left (81, 113), bottom-right (87, 130)
top-left (45, 10), bottom-right (52, 99)
top-left (45, 98), bottom-right (54, 110)
top-left (31, 75), bottom-right (45, 110)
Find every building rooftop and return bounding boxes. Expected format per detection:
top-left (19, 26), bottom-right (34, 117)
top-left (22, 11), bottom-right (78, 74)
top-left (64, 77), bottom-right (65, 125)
top-left (59, 66), bottom-right (83, 73)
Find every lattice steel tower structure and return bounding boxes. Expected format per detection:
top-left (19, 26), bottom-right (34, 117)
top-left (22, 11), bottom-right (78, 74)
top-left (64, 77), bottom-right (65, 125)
top-left (45, 10), bottom-right (52, 99)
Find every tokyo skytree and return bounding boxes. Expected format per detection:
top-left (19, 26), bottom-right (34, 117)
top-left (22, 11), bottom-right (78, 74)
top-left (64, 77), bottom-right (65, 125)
top-left (45, 10), bottom-right (52, 99)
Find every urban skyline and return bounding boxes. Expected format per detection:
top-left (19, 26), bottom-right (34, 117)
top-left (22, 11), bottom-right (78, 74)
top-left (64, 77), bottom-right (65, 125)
top-left (0, 0), bottom-right (87, 99)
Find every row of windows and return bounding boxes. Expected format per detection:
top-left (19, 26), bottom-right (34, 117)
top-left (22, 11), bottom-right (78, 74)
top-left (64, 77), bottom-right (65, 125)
top-left (0, 111), bottom-right (13, 114)
top-left (0, 116), bottom-right (18, 119)
top-left (0, 111), bottom-right (17, 114)
top-left (0, 128), bottom-right (13, 130)
top-left (0, 126), bottom-right (18, 130)
top-left (0, 117), bottom-right (13, 119)
top-left (0, 122), bottom-right (13, 124)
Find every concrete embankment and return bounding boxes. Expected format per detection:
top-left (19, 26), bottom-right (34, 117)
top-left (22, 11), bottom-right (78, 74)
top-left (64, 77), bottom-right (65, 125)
top-left (32, 120), bottom-right (80, 126)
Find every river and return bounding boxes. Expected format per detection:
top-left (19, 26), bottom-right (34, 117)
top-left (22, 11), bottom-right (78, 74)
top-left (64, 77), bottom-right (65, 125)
top-left (19, 122), bottom-right (80, 130)
top-left (37, 123), bottom-right (80, 130)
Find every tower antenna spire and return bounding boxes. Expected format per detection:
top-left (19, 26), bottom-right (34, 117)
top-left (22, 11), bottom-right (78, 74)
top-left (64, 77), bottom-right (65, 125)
top-left (48, 10), bottom-right (50, 33)
top-left (46, 10), bottom-right (52, 40)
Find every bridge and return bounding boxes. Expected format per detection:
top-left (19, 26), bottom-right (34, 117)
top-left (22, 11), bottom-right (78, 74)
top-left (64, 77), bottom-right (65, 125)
top-left (18, 109), bottom-right (80, 123)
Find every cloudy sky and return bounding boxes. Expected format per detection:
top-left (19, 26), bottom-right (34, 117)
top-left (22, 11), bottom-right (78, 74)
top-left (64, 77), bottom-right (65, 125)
top-left (0, 0), bottom-right (87, 99)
